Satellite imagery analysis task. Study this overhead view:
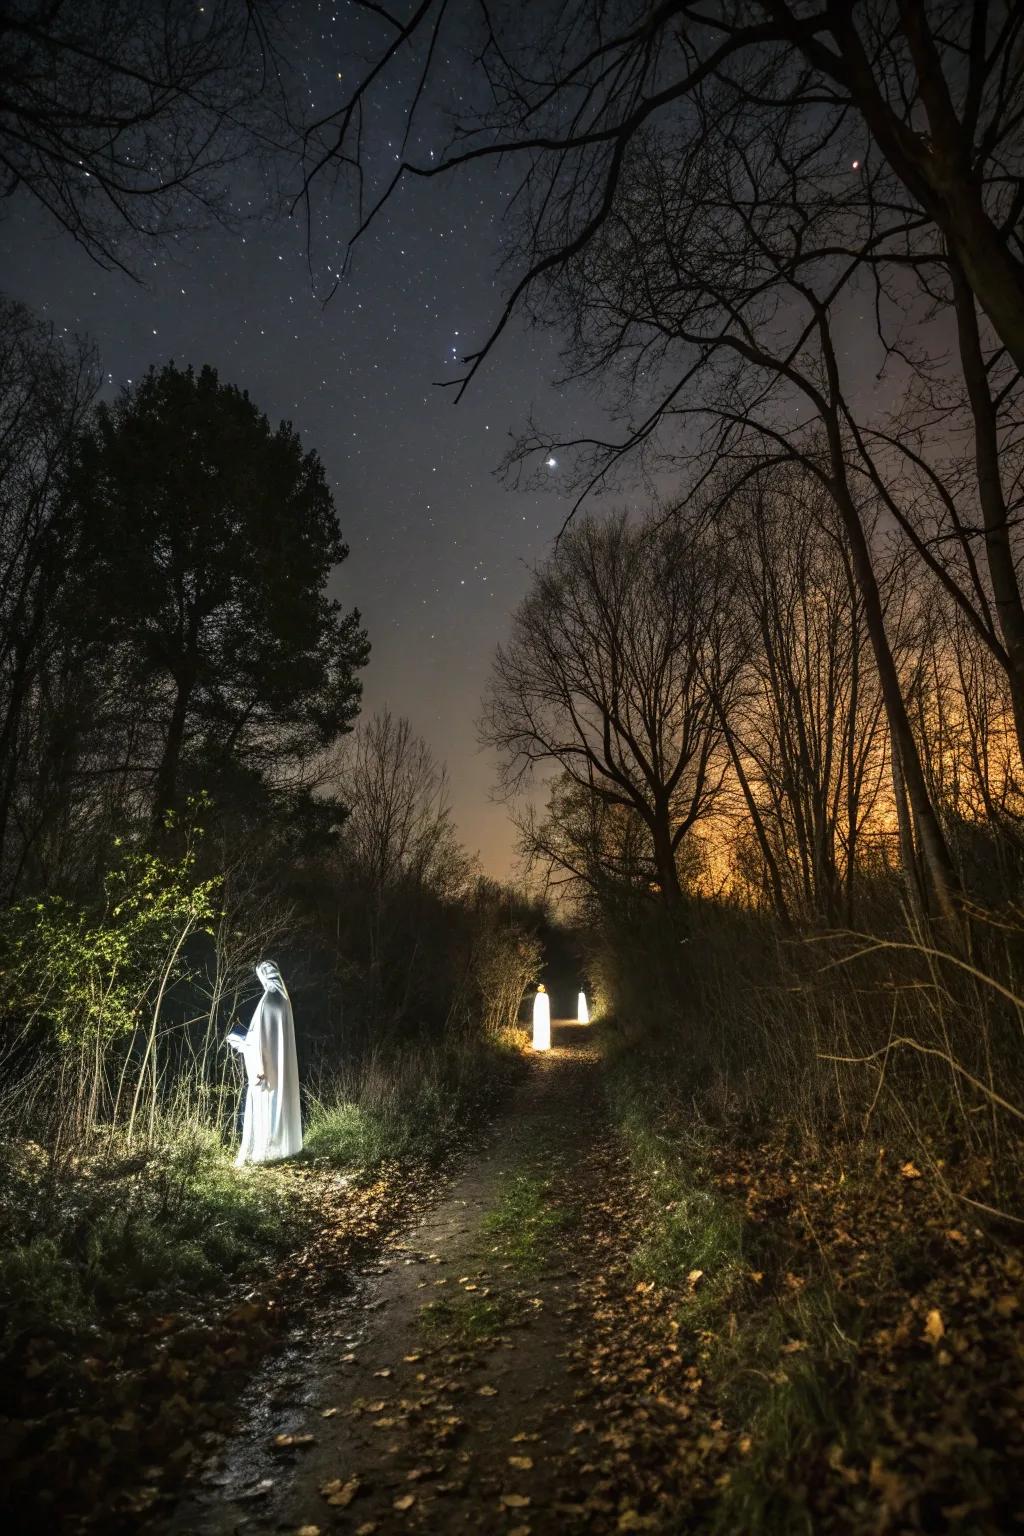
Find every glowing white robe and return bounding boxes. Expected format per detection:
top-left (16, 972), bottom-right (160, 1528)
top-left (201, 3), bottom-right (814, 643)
top-left (577, 990), bottom-right (589, 1024)
top-left (229, 960), bottom-right (302, 1166)
top-left (532, 989), bottom-right (551, 1051)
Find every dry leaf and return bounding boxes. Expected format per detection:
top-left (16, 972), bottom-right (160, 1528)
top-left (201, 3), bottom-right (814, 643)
top-left (320, 1407), bottom-right (339, 1419)
top-left (355, 1525), bottom-right (377, 1536)
top-left (501, 1493), bottom-right (531, 1508)
top-left (900, 1160), bottom-right (923, 1179)
top-left (393, 1493), bottom-right (416, 1511)
top-left (508, 1455), bottom-right (534, 1470)
top-left (373, 1368), bottom-right (392, 1378)
top-left (273, 1432), bottom-right (315, 1449)
top-left (924, 1308), bottom-right (945, 1344)
top-left (320, 1476), bottom-right (360, 1508)
top-left (687, 1269), bottom-right (704, 1287)
top-left (477, 1384), bottom-right (498, 1396)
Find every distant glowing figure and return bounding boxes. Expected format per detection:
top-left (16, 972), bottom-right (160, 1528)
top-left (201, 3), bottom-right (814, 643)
top-left (532, 983), bottom-right (551, 1051)
top-left (228, 960), bottom-right (303, 1166)
top-left (578, 990), bottom-right (589, 1024)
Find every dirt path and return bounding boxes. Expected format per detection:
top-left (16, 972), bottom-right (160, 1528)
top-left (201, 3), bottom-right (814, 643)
top-left (165, 1020), bottom-right (613, 1536)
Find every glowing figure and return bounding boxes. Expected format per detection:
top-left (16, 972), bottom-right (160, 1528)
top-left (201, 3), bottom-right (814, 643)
top-left (228, 960), bottom-right (303, 1165)
top-left (532, 983), bottom-right (551, 1051)
top-left (577, 990), bottom-right (589, 1024)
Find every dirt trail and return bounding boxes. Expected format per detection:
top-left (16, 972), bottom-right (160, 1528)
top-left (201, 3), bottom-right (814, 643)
top-left (165, 1020), bottom-right (611, 1536)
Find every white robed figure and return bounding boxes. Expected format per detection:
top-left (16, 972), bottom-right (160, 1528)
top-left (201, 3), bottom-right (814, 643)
top-left (228, 960), bottom-right (302, 1166)
top-left (532, 983), bottom-right (551, 1051)
top-left (577, 990), bottom-right (589, 1024)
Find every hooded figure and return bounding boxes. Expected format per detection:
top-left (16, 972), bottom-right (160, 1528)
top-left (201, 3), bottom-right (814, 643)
top-left (228, 960), bottom-right (302, 1166)
top-left (577, 990), bottom-right (589, 1024)
top-left (532, 983), bottom-right (551, 1052)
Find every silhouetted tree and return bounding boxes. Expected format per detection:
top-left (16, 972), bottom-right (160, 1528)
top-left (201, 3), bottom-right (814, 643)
top-left (0, 0), bottom-right (286, 271)
top-left (69, 362), bottom-right (369, 832)
top-left (483, 510), bottom-right (735, 908)
top-left (0, 296), bottom-right (98, 890)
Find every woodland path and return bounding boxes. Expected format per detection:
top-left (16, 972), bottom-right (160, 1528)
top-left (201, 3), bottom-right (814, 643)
top-left (164, 1021), bottom-right (626, 1536)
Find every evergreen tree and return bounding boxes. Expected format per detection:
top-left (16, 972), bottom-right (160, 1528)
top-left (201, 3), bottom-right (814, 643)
top-left (71, 362), bottom-right (369, 833)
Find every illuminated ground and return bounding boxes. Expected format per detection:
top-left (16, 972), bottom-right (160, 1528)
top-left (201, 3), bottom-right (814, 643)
top-left (163, 1020), bottom-right (613, 1534)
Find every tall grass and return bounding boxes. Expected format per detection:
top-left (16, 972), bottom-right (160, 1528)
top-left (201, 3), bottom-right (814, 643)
top-left (304, 1027), bottom-right (525, 1168)
top-left (592, 894), bottom-right (1024, 1203)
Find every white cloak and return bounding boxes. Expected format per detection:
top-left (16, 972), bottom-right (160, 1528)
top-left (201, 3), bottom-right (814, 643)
top-left (230, 960), bottom-right (302, 1166)
top-left (532, 989), bottom-right (551, 1051)
top-left (577, 990), bottom-right (589, 1024)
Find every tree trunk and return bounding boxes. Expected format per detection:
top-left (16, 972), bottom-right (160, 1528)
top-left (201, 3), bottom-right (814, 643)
top-left (720, 715), bottom-right (793, 929)
top-left (151, 669), bottom-right (194, 834)
top-left (828, 0), bottom-right (1024, 379)
top-left (651, 805), bottom-right (684, 908)
top-left (949, 257), bottom-right (1024, 766)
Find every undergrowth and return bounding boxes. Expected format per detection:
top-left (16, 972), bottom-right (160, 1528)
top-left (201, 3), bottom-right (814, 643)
top-left (602, 1028), bottom-right (1017, 1533)
top-left (303, 1029), bottom-right (524, 1168)
top-left (1, 1029), bottom-right (526, 1360)
top-left (0, 1128), bottom-right (298, 1350)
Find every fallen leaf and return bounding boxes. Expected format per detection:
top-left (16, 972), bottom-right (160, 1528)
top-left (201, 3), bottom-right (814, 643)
top-left (273, 1433), bottom-right (315, 1449)
top-left (373, 1368), bottom-right (392, 1378)
top-left (320, 1407), bottom-right (339, 1419)
top-left (501, 1493), bottom-right (531, 1508)
top-left (477, 1384), bottom-right (498, 1397)
top-left (393, 1493), bottom-right (416, 1511)
top-left (900, 1161), bottom-right (923, 1180)
top-left (320, 1477), bottom-right (360, 1508)
top-left (924, 1308), bottom-right (945, 1344)
top-left (687, 1269), bottom-right (703, 1288)
top-left (508, 1455), bottom-right (534, 1470)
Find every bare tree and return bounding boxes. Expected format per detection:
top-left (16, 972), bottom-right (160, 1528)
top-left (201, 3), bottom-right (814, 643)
top-left (483, 510), bottom-right (733, 908)
top-left (341, 709), bottom-right (468, 899)
top-left (724, 468), bottom-right (890, 924)
top-left (312, 3), bottom-right (1024, 374)
top-left (311, 1), bottom-right (1024, 926)
top-left (0, 0), bottom-right (287, 271)
top-left (0, 297), bottom-right (98, 889)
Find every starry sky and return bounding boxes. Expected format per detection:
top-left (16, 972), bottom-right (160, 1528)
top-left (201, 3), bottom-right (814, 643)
top-left (0, 2), bottom-right (590, 881)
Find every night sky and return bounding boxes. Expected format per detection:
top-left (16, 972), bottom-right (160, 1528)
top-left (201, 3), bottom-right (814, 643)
top-left (0, 1), bottom-right (586, 881)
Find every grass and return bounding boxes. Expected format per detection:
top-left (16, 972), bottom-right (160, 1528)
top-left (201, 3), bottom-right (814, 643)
top-left (601, 1026), bottom-right (1016, 1533)
top-left (419, 1290), bottom-right (516, 1344)
top-left (483, 1170), bottom-right (577, 1274)
top-left (0, 1127), bottom-right (299, 1348)
top-left (304, 1030), bottom-right (525, 1169)
top-left (1, 1029), bottom-right (527, 1355)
